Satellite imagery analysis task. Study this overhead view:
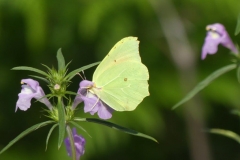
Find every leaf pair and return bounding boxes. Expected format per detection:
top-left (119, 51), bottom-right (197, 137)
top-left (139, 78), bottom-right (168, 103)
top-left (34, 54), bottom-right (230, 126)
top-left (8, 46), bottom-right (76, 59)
top-left (0, 117), bottom-right (158, 155)
top-left (12, 49), bottom-right (100, 82)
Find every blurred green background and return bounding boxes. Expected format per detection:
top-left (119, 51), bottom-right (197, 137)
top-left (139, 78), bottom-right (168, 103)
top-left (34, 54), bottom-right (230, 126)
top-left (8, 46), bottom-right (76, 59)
top-left (1, 0), bottom-right (240, 160)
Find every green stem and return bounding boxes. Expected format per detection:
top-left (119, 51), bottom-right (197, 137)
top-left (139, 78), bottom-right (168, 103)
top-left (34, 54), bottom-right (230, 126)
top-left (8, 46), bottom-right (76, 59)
top-left (66, 125), bottom-right (76, 160)
top-left (57, 96), bottom-right (66, 148)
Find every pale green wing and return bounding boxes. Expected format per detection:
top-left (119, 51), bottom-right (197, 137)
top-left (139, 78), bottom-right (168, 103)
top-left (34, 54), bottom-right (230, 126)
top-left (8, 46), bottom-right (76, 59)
top-left (93, 61), bottom-right (149, 111)
top-left (93, 37), bottom-right (141, 81)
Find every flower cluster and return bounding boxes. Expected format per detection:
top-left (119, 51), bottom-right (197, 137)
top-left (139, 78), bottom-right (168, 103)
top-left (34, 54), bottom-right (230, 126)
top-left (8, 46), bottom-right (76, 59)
top-left (13, 60), bottom-right (112, 160)
top-left (16, 77), bottom-right (116, 159)
top-left (16, 79), bottom-right (114, 119)
top-left (16, 77), bottom-right (115, 159)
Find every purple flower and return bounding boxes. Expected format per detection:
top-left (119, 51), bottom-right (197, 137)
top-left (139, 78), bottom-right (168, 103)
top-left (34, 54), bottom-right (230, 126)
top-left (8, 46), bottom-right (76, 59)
top-left (64, 128), bottom-right (85, 160)
top-left (72, 80), bottom-right (114, 119)
top-left (201, 23), bottom-right (238, 60)
top-left (16, 79), bottom-right (52, 111)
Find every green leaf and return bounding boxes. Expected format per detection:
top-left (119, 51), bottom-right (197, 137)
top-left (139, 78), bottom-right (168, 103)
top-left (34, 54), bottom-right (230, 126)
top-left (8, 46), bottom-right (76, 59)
top-left (65, 91), bottom-right (78, 96)
top-left (172, 64), bottom-right (237, 110)
top-left (46, 123), bottom-right (58, 150)
top-left (235, 14), bottom-right (240, 36)
top-left (57, 97), bottom-right (66, 149)
top-left (29, 75), bottom-right (49, 83)
top-left (74, 117), bottom-right (158, 143)
top-left (12, 66), bottom-right (49, 77)
top-left (65, 62), bottom-right (100, 80)
top-left (209, 129), bottom-right (240, 144)
top-left (56, 48), bottom-right (65, 71)
top-left (0, 121), bottom-right (54, 154)
top-left (69, 121), bottom-right (91, 137)
top-left (237, 64), bottom-right (240, 83)
top-left (66, 125), bottom-right (76, 160)
top-left (41, 63), bottom-right (52, 72)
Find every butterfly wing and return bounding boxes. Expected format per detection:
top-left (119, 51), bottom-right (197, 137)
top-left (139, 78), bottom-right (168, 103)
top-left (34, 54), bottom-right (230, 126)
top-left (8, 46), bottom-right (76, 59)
top-left (93, 37), bottom-right (141, 80)
top-left (92, 37), bottom-right (149, 111)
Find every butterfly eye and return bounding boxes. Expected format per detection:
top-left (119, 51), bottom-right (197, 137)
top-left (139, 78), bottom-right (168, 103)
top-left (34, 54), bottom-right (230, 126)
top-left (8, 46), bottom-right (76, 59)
top-left (88, 85), bottom-right (92, 89)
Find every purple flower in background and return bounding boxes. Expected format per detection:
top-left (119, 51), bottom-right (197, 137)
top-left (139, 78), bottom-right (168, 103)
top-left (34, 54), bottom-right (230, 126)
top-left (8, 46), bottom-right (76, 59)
top-left (16, 79), bottom-right (52, 111)
top-left (64, 128), bottom-right (85, 160)
top-left (73, 80), bottom-right (114, 119)
top-left (201, 23), bottom-right (238, 60)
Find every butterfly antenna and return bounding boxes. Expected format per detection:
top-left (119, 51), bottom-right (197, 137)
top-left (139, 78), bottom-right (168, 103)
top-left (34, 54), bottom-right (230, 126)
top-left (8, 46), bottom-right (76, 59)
top-left (76, 73), bottom-right (85, 80)
top-left (81, 70), bottom-right (86, 80)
